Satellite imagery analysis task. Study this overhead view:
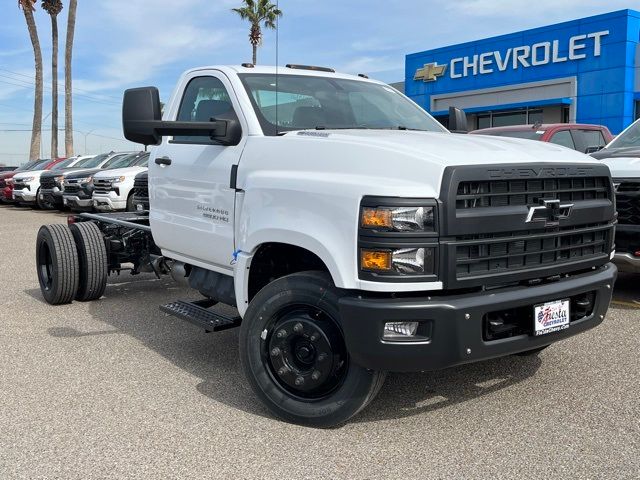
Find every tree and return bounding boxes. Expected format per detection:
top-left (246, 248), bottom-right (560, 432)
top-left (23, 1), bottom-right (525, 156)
top-left (41, 0), bottom-right (63, 159)
top-left (232, 0), bottom-right (282, 65)
top-left (18, 0), bottom-right (43, 161)
top-left (64, 0), bottom-right (77, 157)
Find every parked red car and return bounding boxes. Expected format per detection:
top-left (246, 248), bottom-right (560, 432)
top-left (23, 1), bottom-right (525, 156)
top-left (1, 158), bottom-right (65, 203)
top-left (469, 123), bottom-right (614, 153)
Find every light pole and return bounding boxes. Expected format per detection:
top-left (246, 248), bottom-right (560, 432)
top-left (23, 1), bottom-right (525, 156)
top-left (83, 129), bottom-right (96, 154)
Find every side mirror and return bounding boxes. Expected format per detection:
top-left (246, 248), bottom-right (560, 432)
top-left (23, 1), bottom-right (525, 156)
top-left (448, 106), bottom-right (468, 134)
top-left (122, 87), bottom-right (242, 147)
top-left (585, 145), bottom-right (604, 154)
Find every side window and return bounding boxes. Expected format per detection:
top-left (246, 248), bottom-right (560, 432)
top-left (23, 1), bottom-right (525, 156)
top-left (173, 76), bottom-right (238, 144)
top-left (549, 130), bottom-right (576, 150)
top-left (574, 130), bottom-right (606, 153)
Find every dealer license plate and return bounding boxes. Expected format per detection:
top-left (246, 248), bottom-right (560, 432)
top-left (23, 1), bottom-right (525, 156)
top-left (534, 299), bottom-right (570, 336)
top-left (63, 198), bottom-right (68, 205)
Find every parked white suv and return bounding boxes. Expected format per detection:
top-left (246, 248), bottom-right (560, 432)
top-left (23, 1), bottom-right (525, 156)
top-left (92, 152), bottom-right (149, 211)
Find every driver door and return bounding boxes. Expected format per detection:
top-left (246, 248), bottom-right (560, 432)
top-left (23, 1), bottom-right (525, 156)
top-left (150, 71), bottom-right (246, 272)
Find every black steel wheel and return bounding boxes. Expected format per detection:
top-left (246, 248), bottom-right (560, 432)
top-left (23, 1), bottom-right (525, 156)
top-left (36, 224), bottom-right (79, 305)
top-left (240, 271), bottom-right (386, 427)
top-left (70, 222), bottom-right (108, 301)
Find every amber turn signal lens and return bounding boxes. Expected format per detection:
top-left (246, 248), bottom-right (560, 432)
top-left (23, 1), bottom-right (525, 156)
top-left (361, 250), bottom-right (392, 271)
top-left (361, 208), bottom-right (392, 228)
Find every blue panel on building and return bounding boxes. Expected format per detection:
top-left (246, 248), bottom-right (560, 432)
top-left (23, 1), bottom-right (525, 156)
top-left (405, 10), bottom-right (640, 134)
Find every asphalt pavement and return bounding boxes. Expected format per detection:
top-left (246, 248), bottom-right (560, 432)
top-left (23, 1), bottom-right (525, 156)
top-left (0, 204), bottom-right (638, 479)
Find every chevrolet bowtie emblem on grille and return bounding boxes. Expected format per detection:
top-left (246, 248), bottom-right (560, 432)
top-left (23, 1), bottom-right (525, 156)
top-left (526, 199), bottom-right (574, 227)
top-left (414, 62), bottom-right (447, 82)
top-left (613, 183), bottom-right (621, 192)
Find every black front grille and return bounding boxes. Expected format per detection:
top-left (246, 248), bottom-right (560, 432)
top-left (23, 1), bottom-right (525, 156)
top-left (64, 185), bottom-right (80, 194)
top-left (456, 177), bottom-right (610, 209)
top-left (454, 223), bottom-right (610, 279)
top-left (13, 182), bottom-right (28, 191)
top-left (40, 177), bottom-right (56, 190)
top-left (93, 179), bottom-right (113, 195)
top-left (133, 176), bottom-right (148, 198)
top-left (614, 180), bottom-right (640, 225)
top-left (0, 179), bottom-right (5, 188)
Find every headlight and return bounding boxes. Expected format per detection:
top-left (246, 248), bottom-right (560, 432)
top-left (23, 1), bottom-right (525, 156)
top-left (112, 176), bottom-right (126, 184)
top-left (19, 176), bottom-right (35, 182)
top-left (77, 176), bottom-right (93, 184)
top-left (361, 206), bottom-right (435, 232)
top-left (6, 178), bottom-right (13, 185)
top-left (361, 247), bottom-right (434, 275)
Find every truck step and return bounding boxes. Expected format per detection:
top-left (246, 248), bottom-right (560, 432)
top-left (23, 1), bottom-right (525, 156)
top-left (160, 299), bottom-right (241, 332)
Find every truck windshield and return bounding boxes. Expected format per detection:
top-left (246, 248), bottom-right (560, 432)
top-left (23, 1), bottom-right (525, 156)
top-left (607, 119), bottom-right (640, 149)
top-left (238, 74), bottom-right (447, 135)
top-left (76, 153), bottom-right (110, 168)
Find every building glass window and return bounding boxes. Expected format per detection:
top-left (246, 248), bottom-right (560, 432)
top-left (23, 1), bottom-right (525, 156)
top-left (477, 115), bottom-right (491, 129)
top-left (492, 110), bottom-right (527, 127)
top-left (528, 109), bottom-right (544, 124)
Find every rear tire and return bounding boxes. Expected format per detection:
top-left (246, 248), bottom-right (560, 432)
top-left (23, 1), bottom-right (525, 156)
top-left (36, 224), bottom-right (79, 305)
top-left (70, 222), bottom-right (108, 301)
top-left (240, 271), bottom-right (386, 428)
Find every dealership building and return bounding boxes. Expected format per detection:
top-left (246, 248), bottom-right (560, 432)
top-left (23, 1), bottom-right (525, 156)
top-left (405, 9), bottom-right (640, 134)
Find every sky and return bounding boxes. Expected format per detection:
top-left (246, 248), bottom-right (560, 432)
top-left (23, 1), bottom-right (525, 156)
top-left (0, 0), bottom-right (636, 165)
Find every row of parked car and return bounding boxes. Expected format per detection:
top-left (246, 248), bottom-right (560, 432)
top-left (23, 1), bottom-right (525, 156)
top-left (0, 151), bottom-right (150, 213)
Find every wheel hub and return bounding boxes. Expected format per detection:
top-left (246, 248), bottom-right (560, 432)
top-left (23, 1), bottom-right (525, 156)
top-left (265, 309), bottom-right (347, 398)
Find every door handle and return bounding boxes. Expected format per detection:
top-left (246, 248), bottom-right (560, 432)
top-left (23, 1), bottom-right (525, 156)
top-left (155, 156), bottom-right (172, 166)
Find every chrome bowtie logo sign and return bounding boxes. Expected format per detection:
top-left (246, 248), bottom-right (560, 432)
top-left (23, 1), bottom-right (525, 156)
top-left (526, 199), bottom-right (574, 227)
top-left (414, 62), bottom-right (447, 82)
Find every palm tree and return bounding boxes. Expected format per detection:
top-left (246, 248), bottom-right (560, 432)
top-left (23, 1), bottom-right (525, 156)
top-left (41, 0), bottom-right (63, 160)
top-left (18, 0), bottom-right (43, 161)
top-left (64, 0), bottom-right (77, 157)
top-left (232, 0), bottom-right (282, 65)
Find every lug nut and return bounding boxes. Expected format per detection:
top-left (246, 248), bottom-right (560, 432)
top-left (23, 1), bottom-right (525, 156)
top-left (310, 333), bottom-right (319, 342)
top-left (295, 376), bottom-right (305, 386)
top-left (317, 353), bottom-right (327, 362)
top-left (277, 367), bottom-right (288, 376)
top-left (270, 347), bottom-right (281, 357)
top-left (293, 323), bottom-right (304, 334)
top-left (276, 329), bottom-right (287, 339)
top-left (311, 370), bottom-right (321, 381)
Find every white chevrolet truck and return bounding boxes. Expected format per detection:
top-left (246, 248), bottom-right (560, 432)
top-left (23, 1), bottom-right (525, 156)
top-left (35, 65), bottom-right (617, 427)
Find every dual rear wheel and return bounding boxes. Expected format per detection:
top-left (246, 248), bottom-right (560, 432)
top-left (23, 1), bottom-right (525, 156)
top-left (36, 222), bottom-right (108, 305)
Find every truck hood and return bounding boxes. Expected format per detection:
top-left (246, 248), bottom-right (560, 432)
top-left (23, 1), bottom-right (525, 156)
top-left (591, 146), bottom-right (640, 160)
top-left (286, 129), bottom-right (598, 167)
top-left (64, 168), bottom-right (103, 180)
top-left (599, 157), bottom-right (640, 179)
top-left (93, 166), bottom-right (147, 179)
top-left (13, 169), bottom-right (47, 180)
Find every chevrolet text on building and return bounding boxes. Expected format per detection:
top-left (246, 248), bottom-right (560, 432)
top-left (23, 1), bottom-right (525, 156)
top-left (438, 30), bottom-right (609, 79)
top-left (33, 64), bottom-right (617, 427)
top-left (406, 10), bottom-right (640, 134)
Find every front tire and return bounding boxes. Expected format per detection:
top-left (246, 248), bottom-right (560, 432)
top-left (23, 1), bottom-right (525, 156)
top-left (70, 222), bottom-right (108, 301)
top-left (239, 271), bottom-right (386, 428)
top-left (36, 224), bottom-right (79, 305)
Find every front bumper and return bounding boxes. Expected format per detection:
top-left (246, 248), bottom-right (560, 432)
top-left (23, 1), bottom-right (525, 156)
top-left (338, 263), bottom-right (617, 372)
top-left (613, 253), bottom-right (640, 273)
top-left (13, 188), bottom-right (37, 203)
top-left (93, 193), bottom-right (126, 211)
top-left (63, 195), bottom-right (93, 210)
top-left (39, 188), bottom-right (63, 207)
